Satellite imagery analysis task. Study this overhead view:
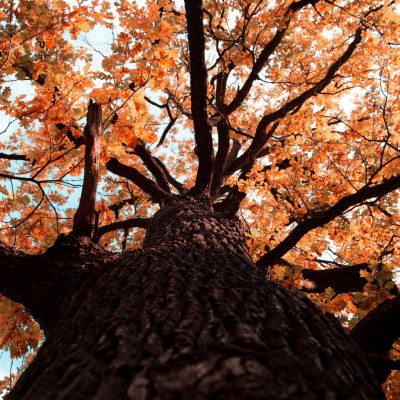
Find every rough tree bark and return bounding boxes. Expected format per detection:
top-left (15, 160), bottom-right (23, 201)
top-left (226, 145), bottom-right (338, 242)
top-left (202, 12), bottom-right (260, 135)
top-left (1, 1), bottom-right (397, 398)
top-left (4, 194), bottom-right (384, 400)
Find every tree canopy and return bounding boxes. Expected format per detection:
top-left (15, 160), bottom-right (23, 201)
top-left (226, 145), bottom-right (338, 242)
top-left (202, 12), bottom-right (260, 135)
top-left (0, 0), bottom-right (400, 397)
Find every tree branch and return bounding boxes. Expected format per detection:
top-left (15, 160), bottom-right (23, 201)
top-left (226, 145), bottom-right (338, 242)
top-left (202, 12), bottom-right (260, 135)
top-left (134, 141), bottom-right (171, 194)
top-left (210, 119), bottom-right (230, 197)
top-left (107, 197), bottom-right (138, 220)
top-left (215, 161), bottom-right (254, 214)
top-left (0, 153), bottom-right (28, 161)
top-left (105, 158), bottom-right (171, 203)
top-left (256, 173), bottom-right (400, 269)
top-left (157, 101), bottom-right (177, 147)
top-left (351, 295), bottom-right (400, 383)
top-left (225, 28), bottom-right (363, 177)
top-left (0, 239), bottom-right (109, 333)
top-left (302, 263), bottom-right (369, 293)
top-left (220, 0), bottom-right (320, 116)
top-left (276, 258), bottom-right (374, 294)
top-left (72, 101), bottom-right (102, 237)
top-left (301, 264), bottom-right (399, 295)
top-left (153, 157), bottom-right (186, 194)
top-left (224, 121), bottom-right (279, 177)
top-left (96, 217), bottom-right (152, 240)
top-left (184, 0), bottom-right (214, 193)
top-left (55, 123), bottom-right (85, 148)
top-left (213, 62), bottom-right (235, 111)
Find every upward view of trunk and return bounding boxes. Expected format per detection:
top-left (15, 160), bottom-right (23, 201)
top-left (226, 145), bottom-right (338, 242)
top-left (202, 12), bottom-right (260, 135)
top-left (6, 195), bottom-right (383, 400)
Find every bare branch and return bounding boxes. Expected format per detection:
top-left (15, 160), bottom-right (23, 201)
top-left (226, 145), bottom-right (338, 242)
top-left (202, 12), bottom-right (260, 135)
top-left (210, 119), bottom-right (230, 197)
top-left (157, 102), bottom-right (177, 147)
top-left (153, 157), bottom-right (186, 194)
top-left (0, 153), bottom-right (28, 161)
top-left (96, 217), bottom-right (152, 240)
top-left (134, 141), bottom-right (171, 194)
top-left (106, 158), bottom-right (171, 203)
top-left (72, 101), bottom-right (102, 237)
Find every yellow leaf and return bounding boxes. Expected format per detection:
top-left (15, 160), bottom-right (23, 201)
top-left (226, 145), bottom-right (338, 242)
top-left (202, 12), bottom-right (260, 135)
top-left (360, 269), bottom-right (373, 283)
top-left (45, 37), bottom-right (55, 48)
top-left (76, 21), bottom-right (92, 33)
top-left (274, 265), bottom-right (286, 281)
top-left (324, 287), bottom-right (335, 300)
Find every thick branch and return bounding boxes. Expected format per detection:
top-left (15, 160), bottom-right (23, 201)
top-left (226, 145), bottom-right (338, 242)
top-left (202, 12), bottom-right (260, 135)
top-left (224, 138), bottom-right (241, 173)
top-left (215, 162), bottom-right (254, 214)
top-left (134, 142), bottom-right (171, 194)
top-left (72, 101), bottom-right (102, 237)
top-left (106, 158), bottom-right (170, 203)
top-left (0, 239), bottom-right (108, 333)
top-left (225, 28), bottom-right (363, 177)
top-left (213, 62), bottom-right (235, 111)
top-left (301, 263), bottom-right (399, 295)
top-left (153, 158), bottom-right (186, 194)
top-left (184, 0), bottom-right (214, 193)
top-left (0, 241), bottom-right (33, 307)
top-left (210, 120), bottom-right (230, 197)
top-left (256, 173), bottom-right (400, 269)
top-left (96, 217), bottom-right (152, 240)
top-left (351, 295), bottom-right (400, 383)
top-left (301, 263), bottom-right (369, 293)
top-left (0, 153), bottom-right (28, 161)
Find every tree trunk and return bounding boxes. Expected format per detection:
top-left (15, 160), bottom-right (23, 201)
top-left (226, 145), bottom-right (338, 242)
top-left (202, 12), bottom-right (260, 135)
top-left (7, 195), bottom-right (384, 399)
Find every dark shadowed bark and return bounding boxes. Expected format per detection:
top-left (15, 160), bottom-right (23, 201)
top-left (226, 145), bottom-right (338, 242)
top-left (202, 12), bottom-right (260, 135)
top-left (5, 195), bottom-right (384, 400)
top-left (351, 295), bottom-right (400, 383)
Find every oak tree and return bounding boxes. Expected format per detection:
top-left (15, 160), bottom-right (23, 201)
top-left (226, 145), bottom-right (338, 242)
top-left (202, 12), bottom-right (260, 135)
top-left (0, 0), bottom-right (400, 398)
